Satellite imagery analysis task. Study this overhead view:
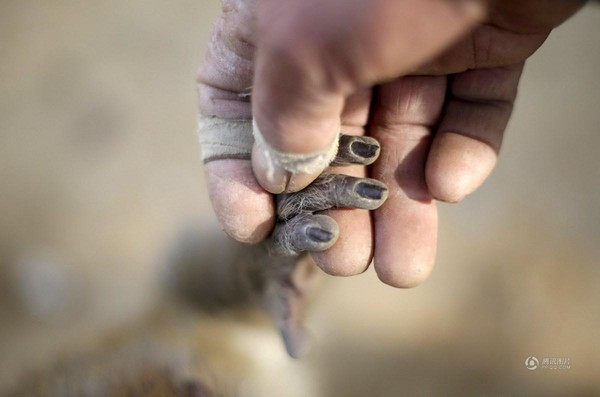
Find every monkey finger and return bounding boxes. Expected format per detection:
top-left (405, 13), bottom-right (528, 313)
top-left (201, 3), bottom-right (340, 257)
top-left (270, 214), bottom-right (339, 256)
top-left (276, 174), bottom-right (388, 221)
top-left (330, 134), bottom-right (381, 166)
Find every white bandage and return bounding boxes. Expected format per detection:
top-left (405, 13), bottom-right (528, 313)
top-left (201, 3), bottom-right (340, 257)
top-left (252, 119), bottom-right (339, 179)
top-left (198, 116), bottom-right (253, 163)
top-left (198, 116), bottom-right (339, 175)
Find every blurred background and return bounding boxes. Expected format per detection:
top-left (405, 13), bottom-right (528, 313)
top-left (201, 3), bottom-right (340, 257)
top-left (0, 1), bottom-right (599, 396)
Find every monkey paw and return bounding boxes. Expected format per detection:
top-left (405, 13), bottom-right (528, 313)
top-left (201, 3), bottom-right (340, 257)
top-left (261, 134), bottom-right (388, 357)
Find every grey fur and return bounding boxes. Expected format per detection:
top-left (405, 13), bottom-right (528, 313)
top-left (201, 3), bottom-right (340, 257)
top-left (276, 174), bottom-right (388, 221)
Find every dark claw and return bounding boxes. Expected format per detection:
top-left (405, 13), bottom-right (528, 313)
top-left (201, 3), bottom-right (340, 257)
top-left (331, 134), bottom-right (381, 166)
top-left (270, 214), bottom-right (339, 256)
top-left (355, 182), bottom-right (385, 200)
top-left (306, 227), bottom-right (334, 243)
top-left (351, 140), bottom-right (379, 158)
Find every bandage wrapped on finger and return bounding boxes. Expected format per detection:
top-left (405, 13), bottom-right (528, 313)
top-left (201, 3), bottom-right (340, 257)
top-left (198, 117), bottom-right (254, 162)
top-left (198, 116), bottom-right (339, 176)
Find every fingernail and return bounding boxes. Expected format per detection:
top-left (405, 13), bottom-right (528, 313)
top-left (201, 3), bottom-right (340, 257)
top-left (351, 141), bottom-right (379, 158)
top-left (252, 143), bottom-right (288, 193)
top-left (306, 227), bottom-right (333, 243)
top-left (356, 182), bottom-right (386, 200)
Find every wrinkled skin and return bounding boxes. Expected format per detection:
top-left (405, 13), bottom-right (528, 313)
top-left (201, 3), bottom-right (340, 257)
top-left (198, 0), bottom-right (585, 287)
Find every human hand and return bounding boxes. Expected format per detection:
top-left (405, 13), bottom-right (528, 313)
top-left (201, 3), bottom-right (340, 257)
top-left (197, 0), bottom-right (584, 287)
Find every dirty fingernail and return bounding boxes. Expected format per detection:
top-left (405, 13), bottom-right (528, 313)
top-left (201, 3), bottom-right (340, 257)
top-left (306, 227), bottom-right (334, 243)
top-left (356, 182), bottom-right (386, 200)
top-left (351, 141), bottom-right (379, 159)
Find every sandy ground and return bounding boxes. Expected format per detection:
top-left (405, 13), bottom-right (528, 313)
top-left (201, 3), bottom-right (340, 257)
top-left (0, 1), bottom-right (599, 396)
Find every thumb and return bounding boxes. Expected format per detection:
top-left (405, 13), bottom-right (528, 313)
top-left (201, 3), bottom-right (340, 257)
top-left (251, 85), bottom-right (343, 193)
top-left (251, 72), bottom-right (344, 194)
top-left (250, 0), bottom-right (347, 193)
